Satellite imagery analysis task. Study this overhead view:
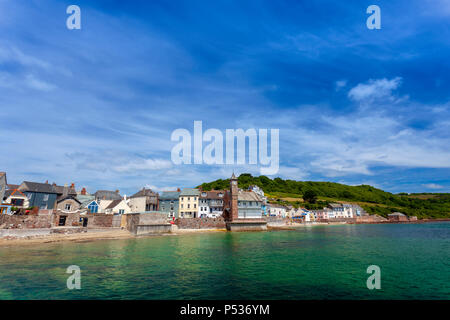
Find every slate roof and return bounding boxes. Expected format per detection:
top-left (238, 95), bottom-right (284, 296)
top-left (19, 181), bottom-right (58, 194)
top-left (57, 195), bottom-right (81, 204)
top-left (200, 190), bottom-right (225, 199)
top-left (159, 191), bottom-right (181, 200)
top-left (130, 188), bottom-right (158, 198)
top-left (4, 189), bottom-right (27, 199)
top-left (54, 185), bottom-right (77, 196)
top-left (238, 190), bottom-right (263, 202)
top-left (389, 212), bottom-right (406, 216)
top-left (7, 184), bottom-right (19, 190)
top-left (94, 190), bottom-right (122, 200)
top-left (180, 188), bottom-right (200, 196)
top-left (105, 199), bottom-right (122, 209)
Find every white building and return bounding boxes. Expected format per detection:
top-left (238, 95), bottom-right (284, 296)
top-left (268, 204), bottom-right (287, 217)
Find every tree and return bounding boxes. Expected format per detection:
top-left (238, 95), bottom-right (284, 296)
top-left (303, 190), bottom-right (318, 203)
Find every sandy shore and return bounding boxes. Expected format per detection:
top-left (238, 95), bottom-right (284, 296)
top-left (0, 227), bottom-right (228, 247)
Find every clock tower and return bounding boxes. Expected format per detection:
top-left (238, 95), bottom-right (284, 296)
top-left (230, 173), bottom-right (239, 221)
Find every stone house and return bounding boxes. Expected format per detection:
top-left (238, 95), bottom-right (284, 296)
top-left (129, 188), bottom-right (159, 212)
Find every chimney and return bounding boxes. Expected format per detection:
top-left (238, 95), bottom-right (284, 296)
top-left (70, 183), bottom-right (75, 189)
top-left (81, 187), bottom-right (87, 195)
top-left (177, 188), bottom-right (181, 192)
top-left (63, 184), bottom-right (69, 197)
top-left (115, 190), bottom-right (119, 194)
top-left (45, 180), bottom-right (49, 184)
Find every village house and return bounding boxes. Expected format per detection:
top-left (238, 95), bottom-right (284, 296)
top-left (103, 199), bottom-right (132, 215)
top-left (236, 190), bottom-right (264, 219)
top-left (159, 190), bottom-right (181, 218)
top-left (328, 203), bottom-right (354, 218)
top-left (3, 188), bottom-right (29, 209)
top-left (179, 188), bottom-right (200, 218)
top-left (128, 188), bottom-right (159, 212)
top-left (18, 181), bottom-right (59, 210)
top-left (248, 185), bottom-right (268, 215)
top-left (159, 190), bottom-right (180, 218)
top-left (268, 203), bottom-right (287, 217)
top-left (199, 190), bottom-right (225, 218)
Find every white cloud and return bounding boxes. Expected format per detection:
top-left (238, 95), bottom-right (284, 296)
top-left (25, 74), bottom-right (56, 91)
top-left (348, 77), bottom-right (402, 102)
top-left (112, 158), bottom-right (173, 173)
top-left (335, 80), bottom-right (347, 91)
top-left (422, 183), bottom-right (444, 189)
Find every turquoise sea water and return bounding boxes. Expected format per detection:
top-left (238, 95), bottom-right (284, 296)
top-left (0, 222), bottom-right (449, 300)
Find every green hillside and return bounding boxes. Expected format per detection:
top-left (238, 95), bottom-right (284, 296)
top-left (198, 174), bottom-right (450, 219)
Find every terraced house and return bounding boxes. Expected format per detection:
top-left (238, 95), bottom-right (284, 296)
top-left (199, 190), bottom-right (225, 218)
top-left (159, 190), bottom-right (181, 218)
top-left (179, 188), bottom-right (199, 218)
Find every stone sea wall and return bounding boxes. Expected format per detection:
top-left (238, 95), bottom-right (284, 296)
top-left (175, 217), bottom-right (226, 229)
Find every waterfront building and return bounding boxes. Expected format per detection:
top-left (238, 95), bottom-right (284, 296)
top-left (199, 190), bottom-right (225, 218)
top-left (18, 181), bottom-right (59, 210)
top-left (159, 190), bottom-right (181, 218)
top-left (223, 173), bottom-right (267, 231)
top-left (328, 203), bottom-right (354, 218)
top-left (237, 190), bottom-right (264, 218)
top-left (179, 188), bottom-right (200, 218)
top-left (388, 212), bottom-right (408, 222)
top-left (248, 185), bottom-right (268, 215)
top-left (268, 204), bottom-right (287, 217)
top-left (129, 188), bottom-right (159, 212)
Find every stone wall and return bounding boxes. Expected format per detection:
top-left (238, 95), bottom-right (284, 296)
top-left (175, 217), bottom-right (226, 229)
top-left (86, 213), bottom-right (114, 228)
top-left (126, 212), bottom-right (171, 234)
top-left (356, 214), bottom-right (388, 223)
top-left (0, 214), bottom-right (52, 229)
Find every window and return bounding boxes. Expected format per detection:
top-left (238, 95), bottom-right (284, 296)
top-left (118, 209), bottom-right (125, 214)
top-left (43, 194), bottom-right (49, 201)
top-left (188, 197), bottom-right (190, 201)
top-left (11, 198), bottom-right (24, 206)
top-left (65, 204), bottom-right (72, 211)
top-left (181, 204), bottom-right (183, 209)
top-left (88, 201), bottom-right (98, 213)
top-left (187, 204), bottom-right (190, 209)
top-left (194, 204), bottom-right (196, 208)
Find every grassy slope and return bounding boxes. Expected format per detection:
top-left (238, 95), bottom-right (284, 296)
top-left (198, 174), bottom-right (450, 219)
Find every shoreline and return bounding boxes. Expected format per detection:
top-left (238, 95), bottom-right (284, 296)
top-left (0, 219), bottom-right (448, 247)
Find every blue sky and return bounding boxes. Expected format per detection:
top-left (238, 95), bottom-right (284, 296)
top-left (0, 0), bottom-right (449, 194)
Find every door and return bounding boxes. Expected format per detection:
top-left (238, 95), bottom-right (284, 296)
top-left (82, 218), bottom-right (88, 227)
top-left (58, 216), bottom-right (67, 226)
